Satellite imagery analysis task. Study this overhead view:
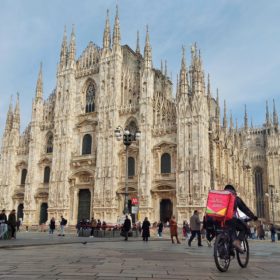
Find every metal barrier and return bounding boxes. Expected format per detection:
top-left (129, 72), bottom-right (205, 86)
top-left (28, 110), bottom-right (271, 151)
top-left (78, 228), bottom-right (140, 238)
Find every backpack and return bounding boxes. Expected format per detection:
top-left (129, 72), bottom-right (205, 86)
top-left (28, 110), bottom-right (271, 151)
top-left (206, 190), bottom-right (236, 221)
top-left (64, 219), bottom-right (68, 225)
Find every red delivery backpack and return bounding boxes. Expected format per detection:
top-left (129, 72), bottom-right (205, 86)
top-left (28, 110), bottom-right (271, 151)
top-left (205, 190), bottom-right (236, 221)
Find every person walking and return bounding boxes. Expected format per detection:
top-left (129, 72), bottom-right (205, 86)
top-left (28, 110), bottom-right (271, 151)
top-left (202, 215), bottom-right (215, 247)
top-left (142, 217), bottom-right (151, 241)
top-left (258, 223), bottom-right (265, 240)
top-left (182, 221), bottom-right (188, 240)
top-left (49, 217), bottom-right (56, 234)
top-left (90, 218), bottom-right (97, 237)
top-left (169, 216), bottom-right (181, 244)
top-left (59, 216), bottom-right (67, 236)
top-left (157, 221), bottom-right (163, 237)
top-left (0, 209), bottom-right (8, 239)
top-left (123, 215), bottom-right (131, 241)
top-left (16, 219), bottom-right (21, 232)
top-left (188, 210), bottom-right (202, 247)
top-left (270, 224), bottom-right (276, 242)
top-left (8, 210), bottom-right (17, 239)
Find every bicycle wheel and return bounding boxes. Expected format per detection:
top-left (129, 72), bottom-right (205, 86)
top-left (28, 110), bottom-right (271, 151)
top-left (236, 238), bottom-right (249, 268)
top-left (214, 233), bottom-right (231, 272)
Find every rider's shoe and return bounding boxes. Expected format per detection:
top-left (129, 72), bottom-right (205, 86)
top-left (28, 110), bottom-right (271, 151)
top-left (233, 239), bottom-right (244, 253)
top-left (207, 240), bottom-right (212, 247)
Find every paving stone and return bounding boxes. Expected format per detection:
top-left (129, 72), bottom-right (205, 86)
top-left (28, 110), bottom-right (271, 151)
top-left (0, 233), bottom-right (279, 279)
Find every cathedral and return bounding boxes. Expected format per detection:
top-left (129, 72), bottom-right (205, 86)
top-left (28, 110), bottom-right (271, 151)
top-left (0, 8), bottom-right (279, 227)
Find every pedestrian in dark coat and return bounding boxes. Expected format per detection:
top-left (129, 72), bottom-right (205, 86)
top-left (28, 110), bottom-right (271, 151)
top-left (123, 215), bottom-right (131, 241)
top-left (270, 224), bottom-right (276, 242)
top-left (142, 217), bottom-right (151, 241)
top-left (8, 210), bottom-right (16, 239)
top-left (258, 223), bottom-right (265, 240)
top-left (157, 221), bottom-right (163, 237)
top-left (0, 209), bottom-right (7, 224)
top-left (49, 217), bottom-right (56, 234)
top-left (0, 209), bottom-right (8, 238)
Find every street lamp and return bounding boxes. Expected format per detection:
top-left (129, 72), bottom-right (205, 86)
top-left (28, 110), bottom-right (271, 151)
top-left (114, 126), bottom-right (141, 215)
top-left (265, 185), bottom-right (275, 224)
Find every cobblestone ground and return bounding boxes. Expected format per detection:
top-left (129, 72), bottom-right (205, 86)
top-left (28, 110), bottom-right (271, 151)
top-left (0, 232), bottom-right (279, 279)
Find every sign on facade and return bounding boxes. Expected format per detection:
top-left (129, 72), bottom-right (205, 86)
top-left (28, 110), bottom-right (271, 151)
top-left (131, 206), bottom-right (138, 214)
top-left (131, 197), bottom-right (138, 205)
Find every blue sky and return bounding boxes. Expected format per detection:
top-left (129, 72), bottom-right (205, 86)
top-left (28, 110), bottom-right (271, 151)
top-left (0, 0), bottom-right (279, 135)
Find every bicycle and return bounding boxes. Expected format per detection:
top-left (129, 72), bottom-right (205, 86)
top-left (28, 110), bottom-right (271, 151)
top-left (213, 218), bottom-right (251, 272)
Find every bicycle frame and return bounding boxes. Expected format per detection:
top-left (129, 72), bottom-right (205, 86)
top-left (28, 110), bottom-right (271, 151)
top-left (213, 218), bottom-right (251, 272)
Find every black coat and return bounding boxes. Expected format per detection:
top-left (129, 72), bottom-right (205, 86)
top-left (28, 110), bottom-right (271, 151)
top-left (158, 222), bottom-right (163, 232)
top-left (0, 213), bottom-right (7, 223)
top-left (142, 220), bottom-right (151, 237)
top-left (50, 220), bottom-right (56, 230)
top-left (123, 218), bottom-right (131, 232)
top-left (8, 213), bottom-right (16, 227)
top-left (235, 196), bottom-right (255, 219)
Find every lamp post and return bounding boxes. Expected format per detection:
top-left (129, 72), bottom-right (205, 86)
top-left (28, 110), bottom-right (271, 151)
top-left (114, 126), bottom-right (141, 215)
top-left (265, 185), bottom-right (275, 224)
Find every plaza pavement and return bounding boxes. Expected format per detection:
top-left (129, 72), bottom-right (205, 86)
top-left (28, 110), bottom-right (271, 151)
top-left (0, 231), bottom-right (280, 280)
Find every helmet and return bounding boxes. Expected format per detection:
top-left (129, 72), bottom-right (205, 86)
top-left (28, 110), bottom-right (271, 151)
top-left (224, 184), bottom-right (236, 194)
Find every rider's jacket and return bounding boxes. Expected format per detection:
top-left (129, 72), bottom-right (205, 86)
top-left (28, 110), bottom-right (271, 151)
top-left (233, 196), bottom-right (255, 219)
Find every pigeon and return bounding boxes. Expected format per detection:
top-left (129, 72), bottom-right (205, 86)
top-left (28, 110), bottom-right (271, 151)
top-left (82, 241), bottom-right (87, 245)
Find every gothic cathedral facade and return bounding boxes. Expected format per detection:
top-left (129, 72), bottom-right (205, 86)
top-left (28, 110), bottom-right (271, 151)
top-left (0, 9), bottom-right (279, 226)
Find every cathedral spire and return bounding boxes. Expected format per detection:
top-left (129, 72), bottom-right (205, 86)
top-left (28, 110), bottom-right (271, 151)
top-left (244, 104), bottom-right (248, 131)
top-left (60, 26), bottom-right (68, 69)
top-left (160, 59), bottom-right (163, 73)
top-left (179, 45), bottom-right (188, 95)
top-left (113, 5), bottom-right (121, 49)
top-left (164, 60), bottom-right (167, 77)
top-left (223, 100), bottom-right (228, 129)
top-left (35, 62), bottom-right (43, 101)
top-left (11, 92), bottom-right (20, 133)
top-left (273, 99), bottom-right (279, 127)
top-left (266, 100), bottom-right (271, 126)
top-left (68, 24), bottom-right (76, 64)
top-left (136, 30), bottom-right (140, 54)
top-left (176, 74), bottom-right (179, 98)
top-left (190, 43), bottom-right (204, 96)
top-left (230, 111), bottom-right (234, 132)
top-left (215, 88), bottom-right (220, 128)
top-left (103, 9), bottom-right (111, 49)
top-left (207, 74), bottom-right (211, 98)
top-left (4, 95), bottom-right (13, 134)
top-left (144, 25), bottom-right (152, 69)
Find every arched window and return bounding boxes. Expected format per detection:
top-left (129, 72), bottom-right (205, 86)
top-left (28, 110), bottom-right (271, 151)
top-left (46, 133), bottom-right (53, 153)
top-left (85, 82), bottom-right (95, 113)
top-left (128, 157), bottom-right (135, 177)
top-left (161, 153), bottom-right (171, 174)
top-left (255, 168), bottom-right (265, 218)
top-left (21, 169), bottom-right (27, 185)
top-left (44, 166), bottom-right (51, 184)
top-left (82, 134), bottom-right (92, 155)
